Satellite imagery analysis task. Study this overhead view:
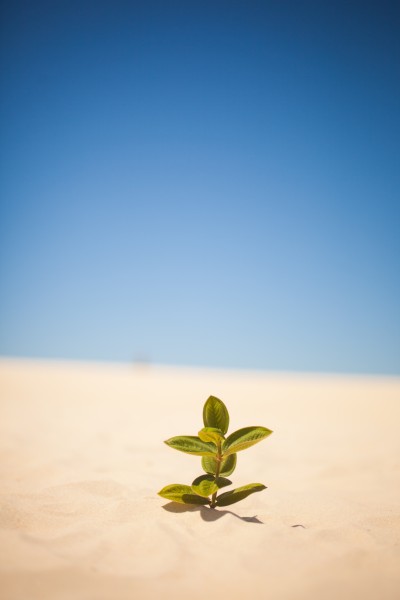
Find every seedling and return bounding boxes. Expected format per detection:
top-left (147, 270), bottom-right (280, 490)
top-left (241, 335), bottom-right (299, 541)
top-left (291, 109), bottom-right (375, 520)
top-left (158, 395), bottom-right (273, 509)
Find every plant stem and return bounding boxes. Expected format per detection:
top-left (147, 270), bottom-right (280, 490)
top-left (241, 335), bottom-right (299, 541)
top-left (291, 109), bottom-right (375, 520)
top-left (210, 443), bottom-right (222, 509)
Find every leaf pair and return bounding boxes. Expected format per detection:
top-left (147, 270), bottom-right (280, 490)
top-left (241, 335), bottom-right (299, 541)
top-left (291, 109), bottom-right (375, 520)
top-left (164, 426), bottom-right (272, 458)
top-left (158, 482), bottom-right (267, 507)
top-left (159, 395), bottom-right (273, 509)
top-left (202, 453), bottom-right (237, 477)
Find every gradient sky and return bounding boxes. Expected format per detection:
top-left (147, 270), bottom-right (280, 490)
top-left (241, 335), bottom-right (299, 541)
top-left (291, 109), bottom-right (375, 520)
top-left (1, 0), bottom-right (399, 374)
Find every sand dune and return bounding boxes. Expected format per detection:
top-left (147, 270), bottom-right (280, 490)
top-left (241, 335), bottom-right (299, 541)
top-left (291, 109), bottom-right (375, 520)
top-left (0, 359), bottom-right (399, 599)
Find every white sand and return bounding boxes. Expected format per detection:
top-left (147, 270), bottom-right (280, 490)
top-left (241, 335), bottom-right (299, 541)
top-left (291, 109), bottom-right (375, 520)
top-left (0, 358), bottom-right (399, 600)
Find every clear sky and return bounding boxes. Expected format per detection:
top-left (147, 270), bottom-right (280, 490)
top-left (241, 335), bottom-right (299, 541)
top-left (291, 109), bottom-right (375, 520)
top-left (0, 0), bottom-right (399, 374)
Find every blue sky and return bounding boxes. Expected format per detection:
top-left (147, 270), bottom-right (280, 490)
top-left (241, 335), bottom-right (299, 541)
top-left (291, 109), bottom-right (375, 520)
top-left (1, 1), bottom-right (399, 374)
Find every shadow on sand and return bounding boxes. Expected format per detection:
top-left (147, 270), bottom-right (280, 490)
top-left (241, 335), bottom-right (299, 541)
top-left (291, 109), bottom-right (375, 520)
top-left (162, 502), bottom-right (263, 524)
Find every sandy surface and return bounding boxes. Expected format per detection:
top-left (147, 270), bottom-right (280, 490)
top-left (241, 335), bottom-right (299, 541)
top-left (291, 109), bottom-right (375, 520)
top-left (0, 358), bottom-right (399, 600)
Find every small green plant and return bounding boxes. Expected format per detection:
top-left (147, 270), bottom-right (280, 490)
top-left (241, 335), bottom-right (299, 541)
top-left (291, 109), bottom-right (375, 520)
top-left (158, 395), bottom-right (273, 509)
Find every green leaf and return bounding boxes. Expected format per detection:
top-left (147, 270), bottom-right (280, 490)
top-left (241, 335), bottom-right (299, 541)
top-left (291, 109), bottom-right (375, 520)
top-left (215, 483), bottom-right (267, 507)
top-left (164, 436), bottom-right (216, 456)
top-left (215, 476), bottom-right (232, 489)
top-left (198, 427), bottom-right (225, 445)
top-left (158, 484), bottom-right (210, 505)
top-left (191, 475), bottom-right (217, 497)
top-left (223, 426), bottom-right (273, 456)
top-left (191, 475), bottom-right (232, 497)
top-left (203, 396), bottom-right (229, 435)
top-left (201, 453), bottom-right (237, 477)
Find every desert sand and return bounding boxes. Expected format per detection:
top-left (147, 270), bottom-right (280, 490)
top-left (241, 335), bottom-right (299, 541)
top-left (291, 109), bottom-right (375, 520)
top-left (0, 358), bottom-right (399, 600)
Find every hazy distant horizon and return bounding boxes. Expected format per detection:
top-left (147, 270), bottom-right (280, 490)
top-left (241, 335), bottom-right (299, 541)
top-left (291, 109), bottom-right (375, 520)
top-left (1, 352), bottom-right (399, 379)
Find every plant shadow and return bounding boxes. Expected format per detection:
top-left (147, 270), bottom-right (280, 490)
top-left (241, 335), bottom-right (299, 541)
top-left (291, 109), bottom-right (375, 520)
top-left (162, 502), bottom-right (263, 524)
